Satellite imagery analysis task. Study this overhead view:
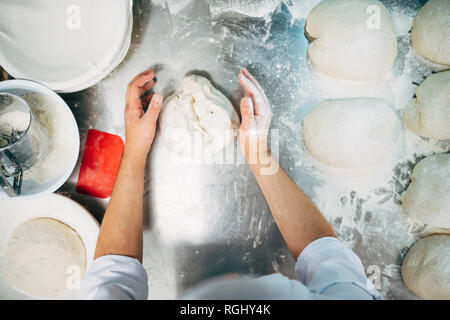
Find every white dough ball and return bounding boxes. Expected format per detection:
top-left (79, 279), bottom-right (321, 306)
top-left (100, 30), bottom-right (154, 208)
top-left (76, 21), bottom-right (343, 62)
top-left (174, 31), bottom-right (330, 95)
top-left (302, 98), bottom-right (400, 169)
top-left (305, 0), bottom-right (398, 81)
top-left (4, 218), bottom-right (86, 298)
top-left (402, 153), bottom-right (450, 229)
top-left (411, 0), bottom-right (450, 66)
top-left (159, 75), bottom-right (239, 159)
top-left (403, 71), bottom-right (450, 140)
top-left (402, 235), bottom-right (450, 300)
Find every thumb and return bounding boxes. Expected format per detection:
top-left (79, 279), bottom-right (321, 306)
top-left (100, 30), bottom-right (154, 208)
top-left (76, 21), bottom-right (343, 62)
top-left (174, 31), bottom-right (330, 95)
top-left (240, 97), bottom-right (256, 131)
top-left (144, 93), bottom-right (163, 123)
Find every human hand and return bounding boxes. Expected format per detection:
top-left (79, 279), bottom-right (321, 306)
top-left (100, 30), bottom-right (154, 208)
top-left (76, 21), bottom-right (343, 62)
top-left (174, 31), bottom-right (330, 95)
top-left (124, 68), bottom-right (163, 159)
top-left (238, 68), bottom-right (272, 164)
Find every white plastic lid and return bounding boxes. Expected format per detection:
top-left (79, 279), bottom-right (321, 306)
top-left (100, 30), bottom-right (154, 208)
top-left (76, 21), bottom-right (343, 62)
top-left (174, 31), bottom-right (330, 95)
top-left (0, 0), bottom-right (133, 92)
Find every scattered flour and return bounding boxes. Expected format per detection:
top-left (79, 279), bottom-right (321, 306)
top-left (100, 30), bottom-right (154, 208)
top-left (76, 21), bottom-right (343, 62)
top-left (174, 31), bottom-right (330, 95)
top-left (96, 0), bottom-right (448, 299)
top-left (208, 0), bottom-right (281, 17)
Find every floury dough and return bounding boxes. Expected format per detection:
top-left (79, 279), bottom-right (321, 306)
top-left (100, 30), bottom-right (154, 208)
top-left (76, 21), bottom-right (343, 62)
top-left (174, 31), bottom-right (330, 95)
top-left (402, 235), bottom-right (450, 300)
top-left (402, 153), bottom-right (450, 229)
top-left (402, 71), bottom-right (450, 140)
top-left (411, 0), bottom-right (450, 66)
top-left (305, 0), bottom-right (398, 81)
top-left (159, 75), bottom-right (239, 160)
top-left (4, 218), bottom-right (86, 298)
top-left (302, 98), bottom-right (400, 169)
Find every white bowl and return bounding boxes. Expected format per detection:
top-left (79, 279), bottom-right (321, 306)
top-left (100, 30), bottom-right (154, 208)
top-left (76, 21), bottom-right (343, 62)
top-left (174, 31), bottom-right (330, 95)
top-left (0, 79), bottom-right (80, 199)
top-left (0, 193), bottom-right (100, 299)
top-left (0, 0), bottom-right (133, 93)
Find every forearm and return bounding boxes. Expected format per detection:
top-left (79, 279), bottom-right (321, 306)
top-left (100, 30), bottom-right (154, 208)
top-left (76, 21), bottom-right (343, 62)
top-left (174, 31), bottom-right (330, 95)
top-left (94, 150), bottom-right (147, 262)
top-left (249, 152), bottom-right (336, 259)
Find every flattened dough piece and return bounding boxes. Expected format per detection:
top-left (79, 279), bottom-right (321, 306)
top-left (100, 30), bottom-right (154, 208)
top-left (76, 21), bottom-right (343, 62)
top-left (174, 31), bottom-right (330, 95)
top-left (305, 0), bottom-right (398, 81)
top-left (411, 0), bottom-right (450, 66)
top-left (4, 218), bottom-right (86, 298)
top-left (403, 71), bottom-right (450, 140)
top-left (402, 153), bottom-right (450, 229)
top-left (402, 235), bottom-right (450, 300)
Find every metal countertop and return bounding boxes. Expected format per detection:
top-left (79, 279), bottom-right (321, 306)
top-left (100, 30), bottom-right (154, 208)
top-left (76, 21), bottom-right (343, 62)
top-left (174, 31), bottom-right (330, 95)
top-left (55, 0), bottom-right (444, 299)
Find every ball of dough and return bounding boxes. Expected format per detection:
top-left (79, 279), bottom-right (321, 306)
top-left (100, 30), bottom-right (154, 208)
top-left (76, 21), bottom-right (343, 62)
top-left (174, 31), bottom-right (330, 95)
top-left (302, 98), bottom-right (400, 169)
top-left (159, 75), bottom-right (239, 159)
top-left (402, 153), bottom-right (450, 229)
top-left (402, 235), bottom-right (450, 300)
top-left (411, 0), bottom-right (450, 66)
top-left (305, 0), bottom-right (398, 81)
top-left (4, 218), bottom-right (86, 298)
top-left (403, 71), bottom-right (450, 140)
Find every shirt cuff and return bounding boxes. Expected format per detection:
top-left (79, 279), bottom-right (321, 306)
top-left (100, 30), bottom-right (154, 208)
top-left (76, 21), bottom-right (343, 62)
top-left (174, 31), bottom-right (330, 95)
top-left (81, 255), bottom-right (148, 300)
top-left (295, 237), bottom-right (382, 300)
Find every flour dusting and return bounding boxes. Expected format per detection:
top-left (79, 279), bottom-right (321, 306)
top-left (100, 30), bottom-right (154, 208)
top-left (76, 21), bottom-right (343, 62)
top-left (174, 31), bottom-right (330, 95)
top-left (21, 93), bottom-right (77, 183)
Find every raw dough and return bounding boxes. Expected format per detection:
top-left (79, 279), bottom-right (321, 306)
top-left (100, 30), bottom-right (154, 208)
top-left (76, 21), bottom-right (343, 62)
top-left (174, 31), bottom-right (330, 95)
top-left (402, 153), bottom-right (450, 229)
top-left (305, 0), bottom-right (397, 81)
top-left (159, 75), bottom-right (239, 159)
top-left (402, 235), bottom-right (450, 300)
top-left (402, 71), bottom-right (450, 140)
top-left (302, 98), bottom-right (400, 169)
top-left (4, 218), bottom-right (86, 298)
top-left (411, 0), bottom-right (450, 66)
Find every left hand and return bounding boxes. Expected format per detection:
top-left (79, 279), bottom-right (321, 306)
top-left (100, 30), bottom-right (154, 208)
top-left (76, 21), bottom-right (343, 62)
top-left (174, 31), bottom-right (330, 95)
top-left (124, 68), bottom-right (163, 158)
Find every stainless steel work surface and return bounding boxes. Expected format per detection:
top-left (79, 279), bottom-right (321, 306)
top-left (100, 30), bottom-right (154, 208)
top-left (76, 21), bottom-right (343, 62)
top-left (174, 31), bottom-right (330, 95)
top-left (57, 0), bottom-right (448, 299)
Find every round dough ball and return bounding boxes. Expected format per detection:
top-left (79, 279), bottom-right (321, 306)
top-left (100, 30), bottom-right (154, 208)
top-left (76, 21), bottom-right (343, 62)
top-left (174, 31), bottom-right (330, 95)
top-left (302, 98), bottom-right (400, 169)
top-left (403, 71), bottom-right (450, 140)
top-left (305, 0), bottom-right (398, 81)
top-left (402, 153), bottom-right (450, 229)
top-left (4, 218), bottom-right (86, 298)
top-left (411, 0), bottom-right (450, 66)
top-left (159, 75), bottom-right (239, 159)
top-left (402, 235), bottom-right (450, 300)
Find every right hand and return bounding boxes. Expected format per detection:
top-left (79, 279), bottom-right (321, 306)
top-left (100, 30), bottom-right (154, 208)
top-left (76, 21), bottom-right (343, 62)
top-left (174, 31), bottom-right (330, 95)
top-left (238, 68), bottom-right (272, 164)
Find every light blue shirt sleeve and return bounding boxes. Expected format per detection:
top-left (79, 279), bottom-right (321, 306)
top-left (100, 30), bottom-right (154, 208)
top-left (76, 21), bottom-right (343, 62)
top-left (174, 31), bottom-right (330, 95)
top-left (81, 255), bottom-right (148, 300)
top-left (80, 237), bottom-right (382, 300)
top-left (294, 237), bottom-right (383, 300)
